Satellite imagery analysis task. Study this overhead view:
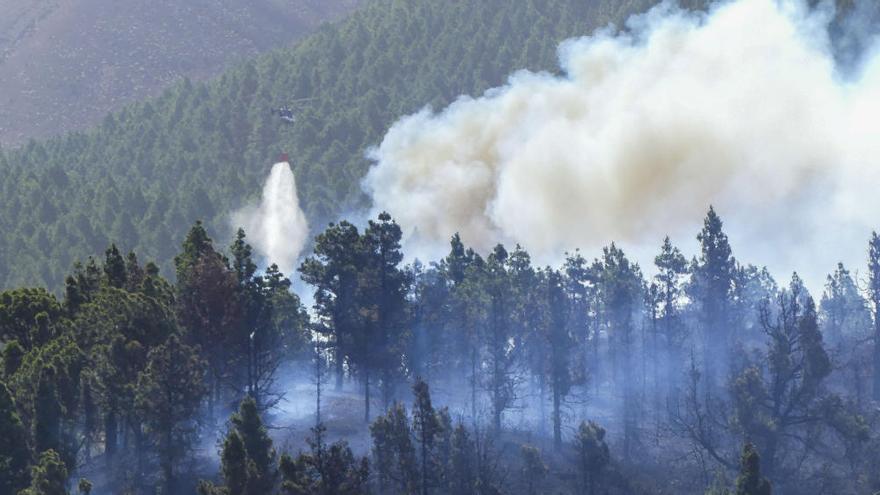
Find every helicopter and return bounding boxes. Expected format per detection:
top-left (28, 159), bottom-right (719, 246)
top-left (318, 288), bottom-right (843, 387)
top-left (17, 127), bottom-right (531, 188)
top-left (272, 97), bottom-right (315, 124)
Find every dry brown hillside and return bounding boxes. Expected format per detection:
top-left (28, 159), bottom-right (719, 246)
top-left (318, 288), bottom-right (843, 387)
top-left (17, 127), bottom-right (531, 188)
top-left (0, 0), bottom-right (361, 146)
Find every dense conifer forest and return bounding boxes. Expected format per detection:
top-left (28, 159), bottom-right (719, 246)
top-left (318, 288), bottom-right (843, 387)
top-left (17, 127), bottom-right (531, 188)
top-left (0, 0), bottom-right (665, 289)
top-left (2, 0), bottom-right (880, 494)
top-left (1, 209), bottom-right (879, 494)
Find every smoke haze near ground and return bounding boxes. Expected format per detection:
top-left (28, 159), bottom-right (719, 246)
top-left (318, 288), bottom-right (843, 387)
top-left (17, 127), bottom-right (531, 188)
top-left (364, 0), bottom-right (880, 289)
top-left (233, 162), bottom-right (309, 275)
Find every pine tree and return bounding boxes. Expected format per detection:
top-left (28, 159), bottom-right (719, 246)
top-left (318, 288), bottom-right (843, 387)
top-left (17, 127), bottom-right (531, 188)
top-left (448, 424), bottom-right (476, 495)
top-left (732, 277), bottom-right (831, 480)
top-left (820, 262), bottom-right (871, 404)
top-left (77, 479), bottom-right (92, 495)
top-left (654, 237), bottom-right (688, 404)
top-left (868, 232), bottom-right (880, 401)
top-left (232, 396), bottom-right (277, 493)
top-left (33, 365), bottom-right (62, 456)
top-left (20, 449), bottom-right (68, 495)
top-left (693, 207), bottom-right (736, 386)
top-left (545, 269), bottom-right (573, 451)
top-left (135, 335), bottom-right (207, 493)
top-left (598, 244), bottom-right (643, 460)
top-left (519, 445), bottom-right (547, 495)
top-left (124, 251), bottom-right (145, 292)
top-left (412, 378), bottom-right (441, 495)
top-left (563, 250), bottom-right (599, 415)
top-left (0, 381), bottom-right (30, 494)
top-left (574, 420), bottom-right (610, 495)
top-left (361, 212), bottom-right (409, 413)
top-left (103, 244), bottom-right (127, 289)
top-left (2, 339), bottom-right (24, 377)
top-left (371, 402), bottom-right (417, 493)
top-left (174, 221), bottom-right (216, 283)
top-left (280, 424), bottom-right (369, 495)
top-left (484, 244), bottom-right (516, 433)
top-left (300, 221), bottom-right (364, 394)
top-left (174, 224), bottom-right (240, 416)
top-left (221, 431), bottom-right (249, 495)
top-left (735, 443), bottom-right (771, 495)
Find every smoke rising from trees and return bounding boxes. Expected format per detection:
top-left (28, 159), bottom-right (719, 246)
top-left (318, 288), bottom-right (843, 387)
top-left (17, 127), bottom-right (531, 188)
top-left (233, 162), bottom-right (309, 275)
top-left (364, 0), bottom-right (880, 288)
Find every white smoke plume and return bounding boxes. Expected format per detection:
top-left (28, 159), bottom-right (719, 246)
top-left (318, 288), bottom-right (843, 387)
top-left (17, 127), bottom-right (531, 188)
top-left (364, 0), bottom-right (880, 288)
top-left (233, 162), bottom-right (309, 276)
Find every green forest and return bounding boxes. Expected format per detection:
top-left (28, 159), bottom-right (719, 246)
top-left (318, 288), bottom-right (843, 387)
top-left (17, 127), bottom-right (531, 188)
top-left (0, 0), bottom-right (666, 289)
top-left (1, 210), bottom-right (879, 494)
top-left (3, 0), bottom-right (880, 494)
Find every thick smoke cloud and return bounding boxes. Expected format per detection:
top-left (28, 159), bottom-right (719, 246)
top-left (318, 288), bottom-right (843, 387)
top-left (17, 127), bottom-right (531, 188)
top-left (233, 162), bottom-right (309, 276)
top-left (364, 0), bottom-right (880, 288)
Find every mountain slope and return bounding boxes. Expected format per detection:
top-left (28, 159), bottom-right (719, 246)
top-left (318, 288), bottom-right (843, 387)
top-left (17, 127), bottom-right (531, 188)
top-left (0, 0), bottom-right (361, 145)
top-left (0, 0), bottom-right (701, 288)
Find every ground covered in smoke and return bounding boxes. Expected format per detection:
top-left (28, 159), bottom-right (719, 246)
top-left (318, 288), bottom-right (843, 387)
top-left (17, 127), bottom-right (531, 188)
top-left (4, 1), bottom-right (880, 495)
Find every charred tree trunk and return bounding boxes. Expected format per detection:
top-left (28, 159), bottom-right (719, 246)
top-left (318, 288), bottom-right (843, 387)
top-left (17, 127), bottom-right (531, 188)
top-left (364, 370), bottom-right (371, 424)
top-left (335, 349), bottom-right (344, 391)
top-left (471, 346), bottom-right (478, 423)
top-left (104, 411), bottom-right (117, 462)
top-left (552, 383), bottom-right (562, 451)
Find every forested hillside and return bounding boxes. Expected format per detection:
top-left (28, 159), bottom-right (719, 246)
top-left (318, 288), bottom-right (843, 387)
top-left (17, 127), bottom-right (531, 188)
top-left (0, 0), bottom-right (362, 145)
top-left (1, 210), bottom-right (878, 494)
top-left (0, 0), bottom-right (662, 289)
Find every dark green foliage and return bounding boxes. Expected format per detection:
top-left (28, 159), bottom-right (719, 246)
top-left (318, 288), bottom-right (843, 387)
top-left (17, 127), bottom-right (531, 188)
top-left (520, 445), bottom-right (547, 495)
top-left (0, 381), bottom-right (31, 493)
top-left (735, 443), bottom-right (771, 495)
top-left (692, 207), bottom-right (736, 383)
top-left (33, 365), bottom-right (63, 456)
top-left (77, 478), bottom-right (92, 495)
top-left (371, 402), bottom-right (418, 493)
top-left (0, 288), bottom-right (64, 349)
top-left (103, 244), bottom-right (127, 289)
top-left (301, 213), bottom-right (408, 422)
top-left (598, 244), bottom-right (643, 460)
top-left (228, 396), bottom-right (278, 494)
top-left (5, 333), bottom-right (86, 471)
top-left (221, 431), bottom-right (249, 495)
top-left (0, 0), bottom-right (656, 290)
top-left (483, 245), bottom-right (517, 433)
top-left (2, 339), bottom-right (25, 377)
top-left (574, 420), bottom-right (610, 495)
top-left (545, 269), bottom-right (573, 450)
top-left (729, 277), bottom-right (832, 480)
top-left (448, 424), bottom-right (477, 495)
top-left (361, 212), bottom-right (409, 412)
top-left (135, 334), bottom-right (207, 493)
top-left (20, 449), bottom-right (69, 495)
top-left (280, 424), bottom-right (370, 495)
top-left (653, 237), bottom-right (689, 400)
top-left (299, 221), bottom-right (364, 392)
top-left (1, 209), bottom-right (880, 493)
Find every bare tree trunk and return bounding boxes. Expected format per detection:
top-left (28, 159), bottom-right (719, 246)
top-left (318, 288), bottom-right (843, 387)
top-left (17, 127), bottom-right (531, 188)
top-left (336, 350), bottom-right (344, 391)
top-left (552, 385), bottom-right (562, 451)
top-left (104, 411), bottom-right (117, 461)
top-left (364, 370), bottom-right (371, 424)
top-left (471, 347), bottom-right (478, 423)
top-left (539, 374), bottom-right (546, 437)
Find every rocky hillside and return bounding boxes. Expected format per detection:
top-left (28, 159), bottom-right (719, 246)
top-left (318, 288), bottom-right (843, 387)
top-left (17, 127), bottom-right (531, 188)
top-left (0, 0), bottom-right (361, 145)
